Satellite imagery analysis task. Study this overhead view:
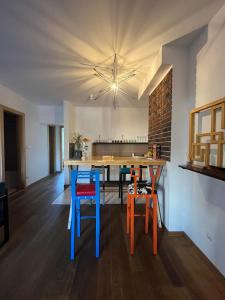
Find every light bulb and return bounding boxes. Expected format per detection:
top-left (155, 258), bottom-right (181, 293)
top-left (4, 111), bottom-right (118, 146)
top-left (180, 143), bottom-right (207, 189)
top-left (111, 83), bottom-right (118, 91)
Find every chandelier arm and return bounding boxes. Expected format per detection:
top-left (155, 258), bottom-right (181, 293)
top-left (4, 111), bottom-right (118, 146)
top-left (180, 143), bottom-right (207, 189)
top-left (113, 93), bottom-right (117, 109)
top-left (118, 87), bottom-right (136, 100)
top-left (97, 54), bottom-right (115, 66)
top-left (92, 87), bottom-right (112, 101)
top-left (117, 69), bottom-right (136, 79)
top-left (113, 53), bottom-right (117, 84)
top-left (81, 63), bottom-right (113, 72)
top-left (94, 74), bottom-right (112, 85)
top-left (94, 68), bottom-right (113, 84)
top-left (118, 74), bottom-right (136, 84)
top-left (94, 66), bottom-right (112, 71)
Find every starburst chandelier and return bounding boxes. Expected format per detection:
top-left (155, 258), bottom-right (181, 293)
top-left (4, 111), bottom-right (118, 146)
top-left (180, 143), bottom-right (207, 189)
top-left (82, 54), bottom-right (137, 108)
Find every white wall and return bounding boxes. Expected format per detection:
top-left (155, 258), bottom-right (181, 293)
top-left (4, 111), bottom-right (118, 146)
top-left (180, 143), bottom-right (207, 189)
top-left (75, 106), bottom-right (148, 151)
top-left (0, 84), bottom-right (49, 186)
top-left (183, 6), bottom-right (225, 276)
top-left (161, 45), bottom-right (191, 231)
top-left (63, 105), bottom-right (148, 184)
top-left (64, 101), bottom-right (76, 184)
top-left (156, 5), bottom-right (225, 276)
top-left (38, 105), bottom-right (64, 173)
top-left (38, 105), bottom-right (63, 125)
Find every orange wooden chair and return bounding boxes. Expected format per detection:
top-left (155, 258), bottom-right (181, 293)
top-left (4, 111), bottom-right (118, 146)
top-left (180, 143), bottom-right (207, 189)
top-left (127, 166), bottom-right (161, 255)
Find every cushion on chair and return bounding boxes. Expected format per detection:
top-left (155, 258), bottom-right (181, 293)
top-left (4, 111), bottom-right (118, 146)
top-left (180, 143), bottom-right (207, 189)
top-left (76, 184), bottom-right (96, 196)
top-left (128, 183), bottom-right (153, 195)
top-left (120, 167), bottom-right (130, 174)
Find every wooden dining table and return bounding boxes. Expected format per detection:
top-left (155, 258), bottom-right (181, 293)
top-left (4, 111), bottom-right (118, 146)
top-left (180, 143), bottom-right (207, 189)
top-left (64, 156), bottom-right (166, 168)
top-left (64, 156), bottom-right (166, 185)
top-left (64, 156), bottom-right (166, 229)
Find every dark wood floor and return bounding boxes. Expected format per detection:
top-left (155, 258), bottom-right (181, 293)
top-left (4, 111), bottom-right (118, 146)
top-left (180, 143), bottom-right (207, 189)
top-left (0, 173), bottom-right (225, 300)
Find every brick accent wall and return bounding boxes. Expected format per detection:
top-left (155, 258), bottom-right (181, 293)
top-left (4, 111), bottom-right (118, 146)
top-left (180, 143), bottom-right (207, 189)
top-left (148, 69), bottom-right (172, 161)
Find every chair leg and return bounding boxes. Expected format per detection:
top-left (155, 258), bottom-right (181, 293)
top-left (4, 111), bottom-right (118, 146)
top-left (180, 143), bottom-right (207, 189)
top-left (121, 179), bottom-right (124, 205)
top-left (76, 198), bottom-right (81, 237)
top-left (152, 195), bottom-right (158, 255)
top-left (119, 172), bottom-right (122, 198)
top-left (70, 201), bottom-right (76, 260)
top-left (130, 197), bottom-right (135, 255)
top-left (145, 198), bottom-right (149, 235)
top-left (96, 193), bottom-right (100, 258)
top-left (102, 166), bottom-right (105, 206)
top-left (127, 195), bottom-right (131, 234)
top-left (107, 165), bottom-right (110, 182)
top-left (140, 165), bottom-right (143, 181)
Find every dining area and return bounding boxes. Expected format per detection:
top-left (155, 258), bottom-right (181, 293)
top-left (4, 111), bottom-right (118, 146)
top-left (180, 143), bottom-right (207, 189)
top-left (1, 1), bottom-right (225, 299)
top-left (64, 151), bottom-right (166, 260)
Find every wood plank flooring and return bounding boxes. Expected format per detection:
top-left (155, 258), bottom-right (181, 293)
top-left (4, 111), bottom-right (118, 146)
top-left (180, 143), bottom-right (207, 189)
top-left (0, 173), bottom-right (225, 300)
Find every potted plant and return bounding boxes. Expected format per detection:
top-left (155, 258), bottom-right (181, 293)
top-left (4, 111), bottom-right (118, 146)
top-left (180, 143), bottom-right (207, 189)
top-left (70, 133), bottom-right (89, 159)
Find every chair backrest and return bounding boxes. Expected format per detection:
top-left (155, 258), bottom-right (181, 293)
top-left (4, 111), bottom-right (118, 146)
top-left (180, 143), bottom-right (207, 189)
top-left (77, 165), bottom-right (91, 183)
top-left (148, 166), bottom-right (162, 192)
top-left (71, 170), bottom-right (100, 198)
top-left (130, 166), bottom-right (162, 195)
top-left (130, 168), bottom-right (140, 194)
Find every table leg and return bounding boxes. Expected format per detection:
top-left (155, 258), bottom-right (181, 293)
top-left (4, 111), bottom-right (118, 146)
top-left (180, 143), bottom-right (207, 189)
top-left (102, 166), bottom-right (105, 205)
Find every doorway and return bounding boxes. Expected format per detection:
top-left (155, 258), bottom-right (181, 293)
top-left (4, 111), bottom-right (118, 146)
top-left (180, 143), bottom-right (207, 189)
top-left (1, 108), bottom-right (25, 193)
top-left (60, 126), bottom-right (64, 171)
top-left (49, 125), bottom-right (56, 174)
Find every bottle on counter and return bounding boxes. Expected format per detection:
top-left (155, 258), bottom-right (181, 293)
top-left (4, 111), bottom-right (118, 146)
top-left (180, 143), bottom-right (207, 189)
top-left (147, 146), bottom-right (153, 158)
top-left (153, 144), bottom-right (161, 159)
top-left (153, 144), bottom-right (157, 160)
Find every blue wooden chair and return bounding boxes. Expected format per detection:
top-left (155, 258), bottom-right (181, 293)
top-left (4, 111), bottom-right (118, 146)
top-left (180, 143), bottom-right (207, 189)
top-left (70, 169), bottom-right (100, 260)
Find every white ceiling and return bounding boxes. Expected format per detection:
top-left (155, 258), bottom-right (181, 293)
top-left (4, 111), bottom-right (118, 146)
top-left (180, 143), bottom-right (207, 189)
top-left (0, 0), bottom-right (224, 107)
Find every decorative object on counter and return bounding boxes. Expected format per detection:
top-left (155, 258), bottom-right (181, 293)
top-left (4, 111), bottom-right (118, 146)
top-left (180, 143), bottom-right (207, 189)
top-left (70, 132), bottom-right (90, 160)
top-left (189, 97), bottom-right (225, 168)
top-left (152, 144), bottom-right (157, 160)
top-left (148, 145), bottom-right (161, 159)
top-left (94, 140), bottom-right (148, 144)
top-left (81, 53), bottom-right (137, 109)
top-left (137, 136), bottom-right (148, 143)
top-left (147, 146), bottom-right (153, 158)
top-left (81, 137), bottom-right (89, 160)
top-left (156, 145), bottom-right (161, 159)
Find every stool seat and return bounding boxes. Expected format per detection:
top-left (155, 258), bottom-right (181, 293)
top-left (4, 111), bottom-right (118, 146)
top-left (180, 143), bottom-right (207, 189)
top-left (76, 184), bottom-right (96, 196)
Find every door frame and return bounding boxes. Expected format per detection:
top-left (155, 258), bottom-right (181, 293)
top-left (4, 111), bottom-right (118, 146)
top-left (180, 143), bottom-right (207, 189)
top-left (48, 125), bottom-right (56, 174)
top-left (60, 126), bottom-right (64, 171)
top-left (0, 105), bottom-right (26, 188)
